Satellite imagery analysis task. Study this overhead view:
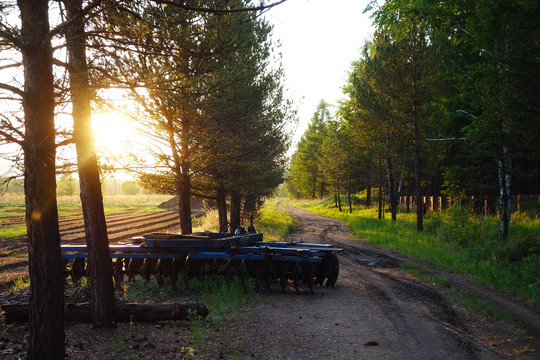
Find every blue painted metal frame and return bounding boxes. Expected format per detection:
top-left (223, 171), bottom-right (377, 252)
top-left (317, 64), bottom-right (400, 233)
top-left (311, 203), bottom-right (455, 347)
top-left (61, 231), bottom-right (341, 263)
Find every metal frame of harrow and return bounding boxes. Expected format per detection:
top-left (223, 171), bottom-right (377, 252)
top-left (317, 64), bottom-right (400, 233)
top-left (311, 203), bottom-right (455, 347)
top-left (61, 232), bottom-right (341, 293)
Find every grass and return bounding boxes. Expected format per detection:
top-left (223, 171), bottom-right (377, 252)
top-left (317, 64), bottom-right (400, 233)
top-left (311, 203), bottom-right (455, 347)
top-left (191, 197), bottom-right (297, 243)
top-left (0, 224), bottom-right (27, 240)
top-left (255, 198), bottom-right (297, 242)
top-left (11, 276), bottom-right (30, 291)
top-left (117, 274), bottom-right (255, 359)
top-left (291, 197), bottom-right (540, 309)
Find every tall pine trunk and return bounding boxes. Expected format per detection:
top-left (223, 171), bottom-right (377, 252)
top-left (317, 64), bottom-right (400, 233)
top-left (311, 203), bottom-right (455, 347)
top-left (366, 162), bottom-right (372, 206)
top-left (337, 178), bottom-right (342, 212)
top-left (411, 57), bottom-right (423, 231)
top-left (216, 186), bottom-right (228, 231)
top-left (178, 168), bottom-right (192, 235)
top-left (230, 191), bottom-right (242, 233)
top-left (377, 157), bottom-right (383, 219)
top-left (65, 0), bottom-right (115, 328)
top-left (19, 1), bottom-right (65, 357)
top-left (497, 144), bottom-right (511, 239)
top-left (387, 155), bottom-right (397, 221)
top-left (347, 152), bottom-right (352, 214)
top-left (165, 114), bottom-right (192, 235)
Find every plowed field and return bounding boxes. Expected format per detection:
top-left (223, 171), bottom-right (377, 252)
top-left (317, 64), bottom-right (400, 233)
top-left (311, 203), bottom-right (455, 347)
top-left (0, 210), bottom-right (180, 288)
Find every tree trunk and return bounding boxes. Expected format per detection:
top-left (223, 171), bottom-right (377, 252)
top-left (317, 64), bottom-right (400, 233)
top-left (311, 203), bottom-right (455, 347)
top-left (216, 186), bottom-right (228, 231)
top-left (244, 193), bottom-right (257, 216)
top-left (19, 1), bottom-right (65, 358)
top-left (347, 151), bottom-right (352, 214)
top-left (497, 153), bottom-right (511, 239)
top-left (65, 0), bottom-right (115, 329)
top-left (386, 154), bottom-right (397, 222)
top-left (406, 171), bottom-right (411, 213)
top-left (165, 113), bottom-right (192, 235)
top-left (337, 178), bottom-right (342, 212)
top-left (377, 157), bottom-right (383, 219)
top-left (230, 191), bottom-right (242, 233)
top-left (412, 65), bottom-right (423, 231)
top-left (366, 162), bottom-right (372, 206)
top-left (178, 168), bottom-right (192, 235)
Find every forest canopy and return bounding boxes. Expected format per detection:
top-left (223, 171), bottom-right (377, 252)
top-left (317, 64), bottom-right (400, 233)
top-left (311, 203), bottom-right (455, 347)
top-left (286, 0), bottom-right (540, 238)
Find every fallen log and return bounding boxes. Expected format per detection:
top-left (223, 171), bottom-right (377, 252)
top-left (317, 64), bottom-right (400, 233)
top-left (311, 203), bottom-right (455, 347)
top-left (1, 301), bottom-right (209, 323)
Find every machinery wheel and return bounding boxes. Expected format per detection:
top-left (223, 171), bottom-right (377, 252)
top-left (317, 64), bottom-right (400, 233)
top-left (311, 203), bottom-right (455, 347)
top-left (325, 253), bottom-right (339, 288)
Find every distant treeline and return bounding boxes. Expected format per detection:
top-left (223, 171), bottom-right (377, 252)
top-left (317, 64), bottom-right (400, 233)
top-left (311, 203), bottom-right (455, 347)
top-left (1, 176), bottom-right (150, 196)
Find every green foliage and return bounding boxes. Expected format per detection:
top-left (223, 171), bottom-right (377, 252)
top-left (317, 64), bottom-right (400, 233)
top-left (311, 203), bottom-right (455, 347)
top-left (290, 0), bottom-right (540, 239)
top-left (286, 101), bottom-right (330, 199)
top-left (57, 176), bottom-right (77, 196)
top-left (121, 180), bottom-right (140, 195)
top-left (255, 199), bottom-right (297, 242)
top-left (294, 199), bottom-right (540, 307)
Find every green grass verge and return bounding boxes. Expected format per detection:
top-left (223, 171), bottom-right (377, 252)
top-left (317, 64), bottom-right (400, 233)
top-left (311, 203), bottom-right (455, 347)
top-left (290, 198), bottom-right (540, 309)
top-left (255, 198), bottom-right (297, 242)
top-left (0, 224), bottom-right (27, 240)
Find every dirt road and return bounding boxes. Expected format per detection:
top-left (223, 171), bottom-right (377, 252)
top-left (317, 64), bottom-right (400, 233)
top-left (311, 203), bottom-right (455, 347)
top-left (235, 205), bottom-right (538, 360)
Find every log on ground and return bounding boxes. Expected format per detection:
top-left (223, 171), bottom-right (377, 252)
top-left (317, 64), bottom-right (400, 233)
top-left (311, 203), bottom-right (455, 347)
top-left (1, 301), bottom-right (209, 323)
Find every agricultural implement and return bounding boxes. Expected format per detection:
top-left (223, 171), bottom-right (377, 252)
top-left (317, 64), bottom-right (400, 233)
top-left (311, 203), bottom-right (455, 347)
top-left (61, 225), bottom-right (342, 293)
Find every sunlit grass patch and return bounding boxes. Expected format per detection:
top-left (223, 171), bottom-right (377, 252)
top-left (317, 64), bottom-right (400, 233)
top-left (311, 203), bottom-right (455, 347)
top-left (11, 276), bottom-right (30, 292)
top-left (256, 201), bottom-right (297, 242)
top-left (0, 224), bottom-right (26, 240)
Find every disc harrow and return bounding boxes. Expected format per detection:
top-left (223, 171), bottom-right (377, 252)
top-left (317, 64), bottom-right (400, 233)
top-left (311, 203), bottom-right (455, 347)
top-left (61, 230), bottom-right (342, 293)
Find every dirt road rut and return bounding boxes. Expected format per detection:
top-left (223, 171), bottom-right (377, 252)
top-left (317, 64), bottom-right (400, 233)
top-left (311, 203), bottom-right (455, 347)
top-left (236, 206), bottom-right (536, 360)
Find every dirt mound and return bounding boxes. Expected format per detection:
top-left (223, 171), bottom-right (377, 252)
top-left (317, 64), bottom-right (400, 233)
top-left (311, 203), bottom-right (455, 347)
top-left (158, 196), bottom-right (215, 211)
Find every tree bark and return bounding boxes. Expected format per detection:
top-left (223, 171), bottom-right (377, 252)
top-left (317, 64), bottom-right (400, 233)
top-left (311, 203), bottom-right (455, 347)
top-left (165, 112), bottom-right (192, 235)
top-left (230, 191), bottom-right (242, 233)
top-left (244, 193), bottom-right (257, 216)
top-left (178, 169), bottom-right (192, 234)
top-left (216, 186), bottom-right (228, 231)
top-left (386, 154), bottom-right (397, 222)
top-left (412, 60), bottom-right (423, 231)
top-left (377, 157), bottom-right (383, 219)
top-left (337, 178), bottom-right (342, 212)
top-left (347, 151), bottom-right (352, 214)
top-left (18, 1), bottom-right (65, 358)
top-left (366, 162), bottom-right (372, 207)
top-left (65, 0), bottom-right (116, 328)
top-left (3, 302), bottom-right (209, 323)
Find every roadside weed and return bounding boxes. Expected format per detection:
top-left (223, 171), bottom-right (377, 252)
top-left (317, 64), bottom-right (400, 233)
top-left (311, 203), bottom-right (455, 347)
top-left (11, 276), bottom-right (30, 291)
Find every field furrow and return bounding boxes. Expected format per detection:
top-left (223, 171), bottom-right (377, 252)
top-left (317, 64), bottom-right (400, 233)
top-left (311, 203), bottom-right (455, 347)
top-left (0, 210), bottom-right (181, 288)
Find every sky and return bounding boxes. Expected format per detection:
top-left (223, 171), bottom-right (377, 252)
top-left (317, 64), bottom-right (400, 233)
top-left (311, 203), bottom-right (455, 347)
top-left (264, 0), bottom-right (375, 147)
top-left (0, 0), bottom-right (377, 177)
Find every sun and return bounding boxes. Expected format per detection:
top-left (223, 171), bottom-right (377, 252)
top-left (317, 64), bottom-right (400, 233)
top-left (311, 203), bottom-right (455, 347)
top-left (92, 112), bottom-right (136, 157)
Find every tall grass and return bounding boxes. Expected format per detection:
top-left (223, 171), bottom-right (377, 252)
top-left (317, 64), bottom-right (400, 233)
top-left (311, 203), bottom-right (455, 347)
top-left (292, 198), bottom-right (540, 308)
top-left (191, 198), bottom-right (297, 242)
top-left (255, 198), bottom-right (297, 242)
